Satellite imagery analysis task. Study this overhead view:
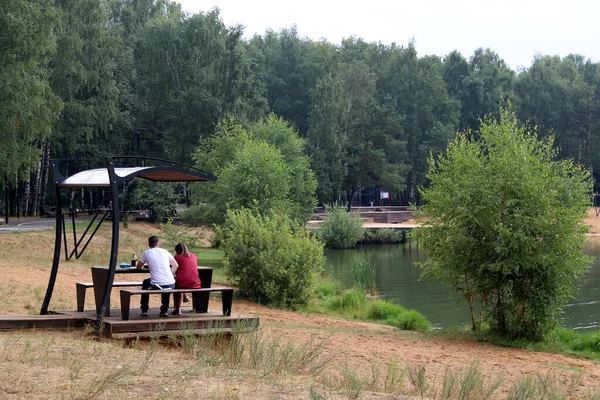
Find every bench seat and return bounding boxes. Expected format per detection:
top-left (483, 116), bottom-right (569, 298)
top-left (119, 287), bottom-right (234, 320)
top-left (76, 281), bottom-right (143, 312)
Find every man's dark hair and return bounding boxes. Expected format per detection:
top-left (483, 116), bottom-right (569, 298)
top-left (148, 236), bottom-right (159, 248)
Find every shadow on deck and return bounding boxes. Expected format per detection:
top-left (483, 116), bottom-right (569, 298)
top-left (0, 307), bottom-right (259, 339)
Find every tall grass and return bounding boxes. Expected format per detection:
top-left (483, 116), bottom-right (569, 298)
top-left (349, 254), bottom-right (377, 294)
top-left (175, 320), bottom-right (335, 376)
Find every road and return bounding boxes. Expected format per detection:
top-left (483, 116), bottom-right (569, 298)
top-left (0, 217), bottom-right (56, 232)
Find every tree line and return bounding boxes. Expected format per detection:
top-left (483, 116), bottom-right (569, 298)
top-left (3, 0), bottom-right (600, 218)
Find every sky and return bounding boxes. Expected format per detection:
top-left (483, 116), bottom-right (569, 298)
top-left (177, 0), bottom-right (599, 71)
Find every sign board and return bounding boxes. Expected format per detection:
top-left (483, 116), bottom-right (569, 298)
top-left (380, 191), bottom-right (389, 199)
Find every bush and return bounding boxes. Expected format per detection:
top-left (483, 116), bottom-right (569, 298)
top-left (216, 208), bottom-right (324, 308)
top-left (316, 207), bottom-right (364, 248)
top-left (363, 228), bottom-right (405, 244)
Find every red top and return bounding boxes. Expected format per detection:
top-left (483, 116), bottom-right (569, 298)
top-left (174, 253), bottom-right (201, 289)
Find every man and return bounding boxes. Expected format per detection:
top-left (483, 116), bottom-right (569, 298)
top-left (136, 235), bottom-right (179, 317)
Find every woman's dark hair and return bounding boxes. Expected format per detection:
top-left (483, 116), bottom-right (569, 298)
top-left (175, 243), bottom-right (190, 257)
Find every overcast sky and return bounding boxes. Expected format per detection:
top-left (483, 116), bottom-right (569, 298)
top-left (178, 0), bottom-right (599, 71)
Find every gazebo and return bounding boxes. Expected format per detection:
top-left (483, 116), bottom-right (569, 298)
top-left (40, 157), bottom-right (216, 324)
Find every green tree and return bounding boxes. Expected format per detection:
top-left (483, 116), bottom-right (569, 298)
top-left (248, 27), bottom-right (312, 135)
top-left (379, 45), bottom-right (459, 203)
top-left (50, 0), bottom-right (121, 159)
top-left (0, 0), bottom-right (62, 186)
top-left (306, 72), bottom-right (348, 204)
top-left (193, 115), bottom-right (317, 224)
top-left (414, 107), bottom-right (592, 340)
top-left (460, 48), bottom-right (514, 131)
top-left (130, 8), bottom-right (265, 164)
top-left (516, 55), bottom-right (591, 170)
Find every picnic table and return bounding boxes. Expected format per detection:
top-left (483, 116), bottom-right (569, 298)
top-left (90, 266), bottom-right (213, 316)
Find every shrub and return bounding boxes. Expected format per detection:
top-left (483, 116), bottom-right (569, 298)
top-left (363, 228), bottom-right (405, 244)
top-left (216, 208), bottom-right (324, 308)
top-left (316, 207), bottom-right (364, 248)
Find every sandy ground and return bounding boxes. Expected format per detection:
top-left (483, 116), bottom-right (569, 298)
top-left (2, 210), bottom-right (600, 397)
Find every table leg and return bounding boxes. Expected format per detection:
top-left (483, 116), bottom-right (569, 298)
top-left (193, 291), bottom-right (210, 313)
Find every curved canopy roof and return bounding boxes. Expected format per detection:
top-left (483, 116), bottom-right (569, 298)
top-left (57, 166), bottom-right (216, 189)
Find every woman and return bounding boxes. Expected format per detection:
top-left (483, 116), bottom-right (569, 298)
top-left (172, 242), bottom-right (201, 315)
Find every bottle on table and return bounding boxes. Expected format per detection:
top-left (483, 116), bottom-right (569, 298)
top-left (131, 252), bottom-right (137, 267)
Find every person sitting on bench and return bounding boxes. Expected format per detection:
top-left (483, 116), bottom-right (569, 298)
top-left (136, 235), bottom-right (179, 317)
top-left (171, 242), bottom-right (202, 315)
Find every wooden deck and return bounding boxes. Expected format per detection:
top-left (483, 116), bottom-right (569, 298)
top-left (0, 307), bottom-right (259, 339)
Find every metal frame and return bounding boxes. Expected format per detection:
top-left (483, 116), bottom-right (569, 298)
top-left (40, 157), bottom-right (216, 326)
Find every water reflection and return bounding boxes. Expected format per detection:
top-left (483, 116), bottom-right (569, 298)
top-left (325, 242), bottom-right (600, 331)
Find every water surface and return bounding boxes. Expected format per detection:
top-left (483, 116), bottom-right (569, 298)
top-left (325, 242), bottom-right (600, 330)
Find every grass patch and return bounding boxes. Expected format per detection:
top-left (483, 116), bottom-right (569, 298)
top-left (311, 281), bottom-right (430, 332)
top-left (482, 327), bottom-right (600, 361)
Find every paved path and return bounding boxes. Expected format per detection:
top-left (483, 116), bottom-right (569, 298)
top-left (0, 217), bottom-right (55, 232)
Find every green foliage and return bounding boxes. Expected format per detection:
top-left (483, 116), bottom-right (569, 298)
top-left (319, 287), bottom-right (430, 332)
top-left (325, 289), bottom-right (368, 314)
top-left (487, 327), bottom-right (600, 360)
top-left (216, 208), bottom-right (324, 308)
top-left (160, 219), bottom-right (205, 250)
top-left (363, 229), bottom-right (405, 244)
top-left (414, 107), bottom-right (593, 340)
top-left (314, 278), bottom-right (341, 299)
top-left (177, 206), bottom-right (205, 227)
top-left (193, 115), bottom-right (317, 225)
top-left (122, 180), bottom-right (180, 222)
top-left (366, 300), bottom-right (405, 320)
top-left (0, 0), bottom-right (62, 185)
top-left (385, 311), bottom-right (430, 332)
top-left (316, 207), bottom-right (364, 248)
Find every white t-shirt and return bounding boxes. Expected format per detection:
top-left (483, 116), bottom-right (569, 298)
top-left (140, 247), bottom-right (176, 286)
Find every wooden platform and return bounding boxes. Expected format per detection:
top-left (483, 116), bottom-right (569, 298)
top-left (0, 307), bottom-right (259, 339)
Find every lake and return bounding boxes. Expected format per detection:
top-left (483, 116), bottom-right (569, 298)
top-left (325, 241), bottom-right (600, 331)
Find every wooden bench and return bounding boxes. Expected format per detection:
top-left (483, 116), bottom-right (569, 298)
top-left (119, 287), bottom-right (234, 320)
top-left (77, 281), bottom-right (143, 312)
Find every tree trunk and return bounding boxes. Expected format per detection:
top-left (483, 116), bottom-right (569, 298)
top-left (40, 141), bottom-right (51, 212)
top-left (24, 177), bottom-right (31, 216)
top-left (33, 155), bottom-right (43, 216)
